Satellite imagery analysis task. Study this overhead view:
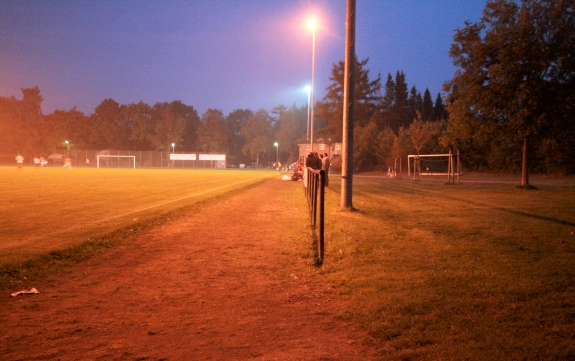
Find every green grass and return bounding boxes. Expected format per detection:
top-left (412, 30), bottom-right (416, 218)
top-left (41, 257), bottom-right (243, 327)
top-left (0, 167), bottom-right (274, 265)
top-left (322, 174), bottom-right (575, 360)
top-left (3, 167), bottom-right (575, 359)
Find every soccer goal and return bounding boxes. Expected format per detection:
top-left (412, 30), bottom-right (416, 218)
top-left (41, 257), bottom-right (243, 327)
top-left (408, 151), bottom-right (461, 183)
top-left (97, 155), bottom-right (136, 169)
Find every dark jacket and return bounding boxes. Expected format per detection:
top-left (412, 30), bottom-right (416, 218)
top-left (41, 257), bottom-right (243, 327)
top-left (305, 154), bottom-right (322, 170)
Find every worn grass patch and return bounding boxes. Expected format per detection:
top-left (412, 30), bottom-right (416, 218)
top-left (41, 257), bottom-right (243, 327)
top-left (321, 174), bottom-right (575, 360)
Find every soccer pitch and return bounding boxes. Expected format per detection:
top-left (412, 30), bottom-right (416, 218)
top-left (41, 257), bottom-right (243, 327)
top-left (0, 167), bottom-right (275, 264)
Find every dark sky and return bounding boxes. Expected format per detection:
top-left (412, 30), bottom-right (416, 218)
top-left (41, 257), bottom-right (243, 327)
top-left (0, 0), bottom-right (486, 116)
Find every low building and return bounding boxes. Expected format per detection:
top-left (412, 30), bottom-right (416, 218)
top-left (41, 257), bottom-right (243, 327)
top-left (298, 142), bottom-right (342, 159)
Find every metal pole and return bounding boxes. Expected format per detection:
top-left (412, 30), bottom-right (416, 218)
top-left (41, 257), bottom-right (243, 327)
top-left (307, 88), bottom-right (311, 142)
top-left (310, 25), bottom-right (316, 152)
top-left (341, 0), bottom-right (356, 210)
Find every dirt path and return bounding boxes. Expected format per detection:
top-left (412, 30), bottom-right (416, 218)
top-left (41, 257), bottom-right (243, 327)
top-left (0, 178), bottom-right (377, 360)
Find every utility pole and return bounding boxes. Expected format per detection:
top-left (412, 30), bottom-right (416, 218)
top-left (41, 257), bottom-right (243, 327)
top-left (341, 0), bottom-right (356, 210)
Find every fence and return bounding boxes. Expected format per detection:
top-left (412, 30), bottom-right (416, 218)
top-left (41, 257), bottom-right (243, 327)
top-left (1, 150), bottom-right (227, 169)
top-left (304, 167), bottom-right (325, 264)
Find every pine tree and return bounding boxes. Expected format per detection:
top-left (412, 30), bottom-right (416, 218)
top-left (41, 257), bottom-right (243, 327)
top-left (422, 89), bottom-right (434, 121)
top-left (316, 56), bottom-right (382, 142)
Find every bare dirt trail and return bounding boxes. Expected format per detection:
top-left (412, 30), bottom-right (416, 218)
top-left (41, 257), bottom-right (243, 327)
top-left (0, 178), bottom-right (377, 360)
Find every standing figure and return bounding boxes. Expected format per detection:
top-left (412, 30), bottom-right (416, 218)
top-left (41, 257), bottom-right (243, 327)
top-left (86, 158), bottom-right (90, 167)
top-left (305, 152), bottom-right (322, 170)
top-left (63, 157), bottom-right (72, 169)
top-left (15, 154), bottom-right (24, 170)
top-left (322, 153), bottom-right (330, 186)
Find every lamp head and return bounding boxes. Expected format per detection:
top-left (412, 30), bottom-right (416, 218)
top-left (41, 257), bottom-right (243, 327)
top-left (307, 19), bottom-right (316, 29)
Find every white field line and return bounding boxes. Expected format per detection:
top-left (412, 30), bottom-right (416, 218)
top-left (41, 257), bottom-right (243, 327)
top-left (15, 175), bottom-right (272, 246)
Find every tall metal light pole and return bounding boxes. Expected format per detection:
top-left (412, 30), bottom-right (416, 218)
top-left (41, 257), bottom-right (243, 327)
top-left (305, 85), bottom-right (311, 143)
top-left (341, 0), bottom-right (356, 210)
top-left (274, 142), bottom-right (278, 166)
top-left (171, 143), bottom-right (175, 168)
top-left (307, 19), bottom-right (316, 153)
top-left (65, 140), bottom-right (69, 157)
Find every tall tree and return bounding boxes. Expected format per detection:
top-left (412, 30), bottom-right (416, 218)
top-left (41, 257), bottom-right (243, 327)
top-left (123, 101), bottom-right (154, 150)
top-left (241, 109), bottom-right (273, 167)
top-left (445, 0), bottom-right (575, 184)
top-left (432, 93), bottom-right (448, 122)
top-left (353, 121), bottom-right (379, 171)
top-left (407, 111), bottom-right (441, 155)
top-left (45, 107), bottom-right (90, 150)
top-left (226, 109), bottom-right (253, 165)
top-left (91, 98), bottom-right (129, 149)
top-left (380, 73), bottom-right (396, 129)
top-left (197, 108), bottom-right (228, 153)
top-left (274, 104), bottom-right (307, 164)
top-left (393, 71), bottom-right (410, 130)
top-left (148, 103), bottom-right (186, 151)
top-left (316, 56), bottom-right (382, 142)
top-left (167, 101), bottom-right (200, 152)
top-left (0, 87), bottom-right (47, 155)
top-left (0, 94), bottom-right (20, 153)
top-left (421, 89), bottom-right (434, 121)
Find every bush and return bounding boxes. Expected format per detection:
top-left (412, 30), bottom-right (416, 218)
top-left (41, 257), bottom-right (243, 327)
top-left (330, 156), bottom-right (342, 172)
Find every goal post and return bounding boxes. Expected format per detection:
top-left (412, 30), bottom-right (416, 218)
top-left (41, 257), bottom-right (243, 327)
top-left (408, 152), bottom-right (461, 182)
top-left (97, 155), bottom-right (136, 169)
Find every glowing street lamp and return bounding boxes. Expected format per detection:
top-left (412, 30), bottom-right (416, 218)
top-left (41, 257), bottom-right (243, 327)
top-left (274, 142), bottom-right (279, 166)
top-left (65, 140), bottom-right (69, 157)
top-left (307, 18), bottom-right (316, 152)
top-left (304, 85), bottom-right (311, 142)
top-left (171, 143), bottom-right (175, 167)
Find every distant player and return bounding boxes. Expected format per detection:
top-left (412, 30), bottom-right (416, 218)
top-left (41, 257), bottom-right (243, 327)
top-left (63, 157), bottom-right (72, 169)
top-left (15, 154), bottom-right (24, 170)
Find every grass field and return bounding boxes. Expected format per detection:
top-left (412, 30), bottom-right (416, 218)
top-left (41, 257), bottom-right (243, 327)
top-left (322, 174), bottom-right (575, 360)
top-left (2, 167), bottom-right (575, 359)
top-left (0, 167), bottom-right (274, 266)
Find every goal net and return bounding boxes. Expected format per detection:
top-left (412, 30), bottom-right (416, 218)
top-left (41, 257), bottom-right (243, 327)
top-left (97, 155), bottom-right (136, 169)
top-left (408, 153), bottom-right (462, 182)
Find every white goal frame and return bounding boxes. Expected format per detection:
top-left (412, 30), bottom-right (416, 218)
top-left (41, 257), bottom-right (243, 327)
top-left (408, 152), bottom-right (462, 183)
top-left (97, 155), bottom-right (136, 169)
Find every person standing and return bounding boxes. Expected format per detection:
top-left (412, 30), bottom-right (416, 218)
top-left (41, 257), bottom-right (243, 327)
top-left (63, 157), bottom-right (72, 169)
top-left (15, 154), bottom-right (24, 170)
top-left (305, 151), bottom-right (322, 170)
top-left (86, 158), bottom-right (90, 167)
top-left (322, 153), bottom-right (330, 186)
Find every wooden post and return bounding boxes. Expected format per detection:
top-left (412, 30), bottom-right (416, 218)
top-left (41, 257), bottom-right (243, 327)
top-left (447, 149), bottom-right (452, 184)
top-left (457, 149), bottom-right (461, 184)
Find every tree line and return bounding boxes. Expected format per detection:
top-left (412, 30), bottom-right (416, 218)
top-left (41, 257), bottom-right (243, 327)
top-left (0, 65), bottom-right (444, 169)
top-left (317, 0), bottom-right (575, 179)
top-left (0, 89), bottom-right (311, 166)
top-left (2, 0), bottom-right (573, 177)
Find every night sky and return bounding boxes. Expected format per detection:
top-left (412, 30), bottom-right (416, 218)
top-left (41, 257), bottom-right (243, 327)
top-left (0, 0), bottom-right (486, 116)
